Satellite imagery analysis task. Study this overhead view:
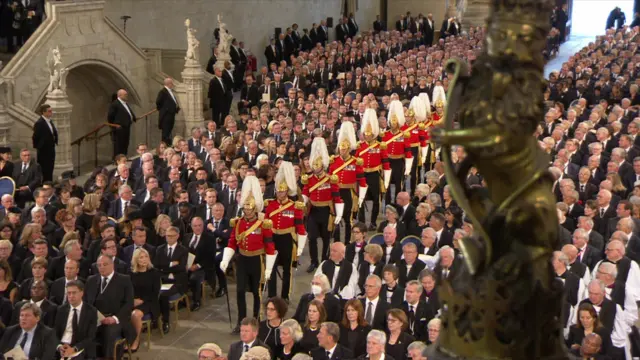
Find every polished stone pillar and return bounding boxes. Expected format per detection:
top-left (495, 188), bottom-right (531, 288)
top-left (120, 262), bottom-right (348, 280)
top-left (46, 89), bottom-right (73, 177)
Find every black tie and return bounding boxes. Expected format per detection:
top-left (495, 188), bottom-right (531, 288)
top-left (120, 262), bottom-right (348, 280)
top-left (244, 344), bottom-right (249, 353)
top-left (600, 208), bottom-right (605, 217)
top-left (365, 301), bottom-right (373, 324)
top-left (19, 332), bottom-right (28, 350)
top-left (230, 190), bottom-right (235, 203)
top-left (101, 277), bottom-right (108, 292)
top-left (168, 247), bottom-right (173, 259)
top-left (214, 220), bottom-right (219, 229)
top-left (71, 308), bottom-right (79, 344)
top-left (21, 163), bottom-right (26, 173)
top-left (408, 305), bottom-right (416, 331)
top-left (580, 184), bottom-right (585, 192)
top-left (327, 351), bottom-right (331, 359)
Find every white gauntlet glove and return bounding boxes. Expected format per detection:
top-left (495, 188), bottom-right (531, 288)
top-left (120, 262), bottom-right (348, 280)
top-left (264, 252), bottom-right (278, 281)
top-left (219, 247), bottom-right (235, 272)
top-left (405, 157), bottom-right (414, 176)
top-left (383, 169), bottom-right (391, 189)
top-left (421, 146), bottom-right (428, 165)
top-left (358, 186), bottom-right (368, 208)
top-left (334, 202), bottom-right (345, 225)
top-left (297, 234), bottom-right (307, 257)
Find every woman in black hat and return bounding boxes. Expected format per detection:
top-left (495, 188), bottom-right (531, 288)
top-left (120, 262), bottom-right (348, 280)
top-left (0, 147), bottom-right (13, 178)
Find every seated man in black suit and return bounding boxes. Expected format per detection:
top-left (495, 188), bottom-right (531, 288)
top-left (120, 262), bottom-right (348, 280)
top-left (47, 239), bottom-right (89, 281)
top-left (430, 213), bottom-right (454, 250)
top-left (401, 280), bottom-right (435, 341)
top-left (54, 280), bottom-right (97, 360)
top-left (207, 203), bottom-right (231, 297)
top-left (84, 255), bottom-right (134, 359)
top-left (227, 317), bottom-right (270, 360)
top-left (433, 246), bottom-right (461, 283)
top-left (50, 258), bottom-right (85, 305)
top-left (361, 274), bottom-right (389, 331)
top-left (12, 279), bottom-right (57, 328)
top-left (154, 226), bottom-right (188, 334)
top-left (0, 302), bottom-right (58, 360)
top-left (89, 237), bottom-right (129, 275)
top-left (182, 217), bottom-right (216, 311)
top-left (312, 322), bottom-right (353, 360)
top-left (397, 243), bottom-right (426, 288)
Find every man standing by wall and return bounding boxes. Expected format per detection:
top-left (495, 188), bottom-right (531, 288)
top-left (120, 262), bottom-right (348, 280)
top-left (108, 89), bottom-right (137, 157)
top-left (156, 78), bottom-right (180, 145)
top-left (32, 104), bottom-right (57, 182)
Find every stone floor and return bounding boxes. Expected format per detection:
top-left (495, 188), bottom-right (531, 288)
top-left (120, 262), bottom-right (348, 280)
top-left (544, 34), bottom-right (593, 77)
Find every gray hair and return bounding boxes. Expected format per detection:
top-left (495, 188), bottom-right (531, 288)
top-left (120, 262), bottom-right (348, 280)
top-left (402, 242), bottom-right (417, 252)
top-left (366, 274), bottom-right (382, 288)
top-left (427, 193), bottom-right (442, 206)
top-left (63, 239), bottom-right (80, 255)
top-left (428, 317), bottom-right (442, 329)
top-left (291, 355), bottom-right (312, 360)
top-left (30, 207), bottom-right (45, 216)
top-left (425, 170), bottom-right (439, 183)
top-left (280, 319), bottom-right (303, 342)
top-left (406, 279), bottom-right (423, 293)
top-left (599, 261), bottom-right (618, 278)
top-left (367, 329), bottom-right (387, 345)
top-left (408, 341), bottom-right (427, 353)
top-left (313, 274), bottom-right (332, 294)
top-left (320, 322), bottom-right (340, 343)
top-left (118, 184), bottom-right (132, 196)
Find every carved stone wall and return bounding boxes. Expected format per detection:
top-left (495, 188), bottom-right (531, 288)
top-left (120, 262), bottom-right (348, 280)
top-left (0, 0), bottom-right (153, 172)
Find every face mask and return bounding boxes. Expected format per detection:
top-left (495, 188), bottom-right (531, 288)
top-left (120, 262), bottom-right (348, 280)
top-left (311, 284), bottom-right (322, 296)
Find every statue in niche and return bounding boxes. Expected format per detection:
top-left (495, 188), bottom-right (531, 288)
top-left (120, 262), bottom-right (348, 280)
top-left (47, 46), bottom-right (67, 94)
top-left (216, 14), bottom-right (233, 57)
top-left (185, 18), bottom-right (200, 62)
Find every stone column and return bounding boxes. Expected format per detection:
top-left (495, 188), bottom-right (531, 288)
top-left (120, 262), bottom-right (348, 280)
top-left (0, 82), bottom-right (12, 146)
top-left (180, 59), bottom-right (205, 132)
top-left (46, 89), bottom-right (73, 177)
top-left (463, 0), bottom-right (491, 29)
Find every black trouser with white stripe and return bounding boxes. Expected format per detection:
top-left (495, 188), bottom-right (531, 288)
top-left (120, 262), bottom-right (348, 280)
top-left (334, 188), bottom-right (354, 244)
top-left (268, 233), bottom-right (295, 300)
top-left (235, 254), bottom-right (262, 323)
top-left (307, 206), bottom-right (330, 266)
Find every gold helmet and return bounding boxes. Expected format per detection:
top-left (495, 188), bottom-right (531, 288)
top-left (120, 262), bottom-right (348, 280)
top-left (275, 161), bottom-right (297, 196)
top-left (336, 121), bottom-right (357, 153)
top-left (388, 100), bottom-right (406, 128)
top-left (239, 175), bottom-right (264, 213)
top-left (409, 96), bottom-right (427, 122)
top-left (360, 108), bottom-right (380, 139)
top-left (309, 137), bottom-right (330, 171)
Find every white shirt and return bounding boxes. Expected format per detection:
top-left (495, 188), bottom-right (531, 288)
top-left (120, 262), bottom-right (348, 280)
top-left (61, 302), bottom-right (83, 344)
top-left (435, 228), bottom-right (443, 246)
top-left (121, 200), bottom-right (129, 217)
top-left (164, 86), bottom-right (178, 105)
top-left (325, 344), bottom-right (337, 359)
top-left (243, 340), bottom-right (255, 353)
top-left (118, 99), bottom-right (133, 119)
top-left (42, 116), bottom-right (54, 134)
top-left (365, 296), bottom-right (379, 320)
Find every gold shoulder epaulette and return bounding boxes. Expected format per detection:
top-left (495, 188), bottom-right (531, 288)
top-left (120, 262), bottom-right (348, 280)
top-left (262, 219), bottom-right (273, 229)
top-left (356, 141), bottom-right (362, 147)
top-left (295, 201), bottom-right (305, 210)
top-left (356, 158), bottom-right (364, 166)
top-left (330, 175), bottom-right (339, 184)
top-left (264, 199), bottom-right (271, 207)
top-left (301, 174), bottom-right (309, 184)
top-left (418, 123), bottom-right (426, 130)
top-left (379, 142), bottom-right (387, 150)
top-left (403, 131), bottom-right (410, 138)
top-left (230, 217), bottom-right (239, 228)
top-left (329, 155), bottom-right (335, 164)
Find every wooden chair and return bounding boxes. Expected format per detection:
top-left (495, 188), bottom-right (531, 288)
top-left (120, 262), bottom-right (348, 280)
top-left (113, 338), bottom-right (134, 360)
top-left (140, 313), bottom-right (164, 350)
top-left (168, 293), bottom-right (191, 327)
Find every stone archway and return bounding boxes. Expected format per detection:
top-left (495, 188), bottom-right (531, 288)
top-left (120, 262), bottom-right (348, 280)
top-left (37, 61), bottom-right (143, 171)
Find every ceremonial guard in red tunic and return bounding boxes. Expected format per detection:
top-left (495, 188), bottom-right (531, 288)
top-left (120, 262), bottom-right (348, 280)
top-left (402, 97), bottom-right (429, 193)
top-left (302, 137), bottom-right (344, 273)
top-left (357, 108), bottom-right (391, 230)
top-left (220, 176), bottom-right (277, 332)
top-left (265, 161), bottom-right (307, 301)
top-left (382, 100), bottom-right (414, 204)
top-left (330, 121), bottom-right (367, 244)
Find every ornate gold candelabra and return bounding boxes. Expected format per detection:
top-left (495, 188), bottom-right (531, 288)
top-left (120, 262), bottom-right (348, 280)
top-left (428, 0), bottom-right (568, 359)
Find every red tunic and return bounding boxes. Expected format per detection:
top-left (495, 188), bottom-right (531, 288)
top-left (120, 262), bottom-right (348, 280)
top-left (264, 199), bottom-right (307, 236)
top-left (329, 155), bottom-right (367, 188)
top-left (301, 174), bottom-right (343, 207)
top-left (402, 123), bottom-right (428, 148)
top-left (228, 217), bottom-right (275, 256)
top-left (356, 141), bottom-right (391, 172)
top-left (381, 130), bottom-right (412, 159)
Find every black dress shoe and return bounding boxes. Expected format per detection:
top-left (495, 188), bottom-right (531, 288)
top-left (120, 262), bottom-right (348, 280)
top-left (215, 287), bottom-right (227, 298)
top-left (162, 322), bottom-right (170, 334)
top-left (306, 263), bottom-right (317, 273)
top-left (231, 324), bottom-right (241, 334)
top-left (190, 302), bottom-right (201, 311)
